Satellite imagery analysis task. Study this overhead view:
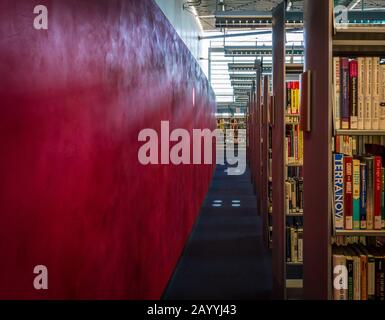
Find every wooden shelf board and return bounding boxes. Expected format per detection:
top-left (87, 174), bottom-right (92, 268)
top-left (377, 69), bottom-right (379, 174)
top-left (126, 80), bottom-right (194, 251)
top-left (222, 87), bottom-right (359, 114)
top-left (336, 129), bottom-right (385, 136)
top-left (285, 114), bottom-right (300, 117)
top-left (335, 26), bottom-right (385, 34)
top-left (286, 163), bottom-right (303, 167)
top-left (335, 230), bottom-right (385, 236)
top-left (286, 279), bottom-right (303, 289)
top-left (286, 212), bottom-right (303, 217)
top-left (286, 262), bottom-right (303, 266)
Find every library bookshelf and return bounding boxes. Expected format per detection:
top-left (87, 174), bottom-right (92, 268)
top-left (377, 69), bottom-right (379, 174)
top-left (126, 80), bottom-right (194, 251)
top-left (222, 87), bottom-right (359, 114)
top-left (271, 1), bottom-right (306, 299)
top-left (303, 0), bottom-right (385, 300)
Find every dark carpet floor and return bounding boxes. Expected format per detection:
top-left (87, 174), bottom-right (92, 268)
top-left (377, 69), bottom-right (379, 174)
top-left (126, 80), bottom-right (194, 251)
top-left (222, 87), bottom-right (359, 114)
top-left (163, 162), bottom-right (272, 300)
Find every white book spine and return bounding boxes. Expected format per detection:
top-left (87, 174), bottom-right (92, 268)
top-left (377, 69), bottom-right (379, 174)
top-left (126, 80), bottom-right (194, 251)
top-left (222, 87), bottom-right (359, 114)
top-left (364, 96), bottom-right (372, 130)
top-left (357, 58), bottom-right (365, 129)
top-left (364, 58), bottom-right (372, 129)
top-left (380, 65), bottom-right (385, 130)
top-left (371, 58), bottom-right (380, 130)
top-left (365, 57), bottom-right (372, 96)
top-left (334, 57), bottom-right (341, 130)
top-left (372, 57), bottom-right (380, 96)
top-left (372, 95), bottom-right (380, 130)
top-left (358, 96), bottom-right (365, 130)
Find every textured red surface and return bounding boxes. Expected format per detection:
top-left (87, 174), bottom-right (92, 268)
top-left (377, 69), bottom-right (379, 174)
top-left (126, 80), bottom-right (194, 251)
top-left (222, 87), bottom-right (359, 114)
top-left (0, 0), bottom-right (215, 299)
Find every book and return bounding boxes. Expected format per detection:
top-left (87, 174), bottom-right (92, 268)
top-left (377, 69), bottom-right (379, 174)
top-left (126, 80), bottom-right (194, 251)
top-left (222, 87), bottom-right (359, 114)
top-left (344, 156), bottom-right (353, 230)
top-left (364, 58), bottom-right (373, 130)
top-left (374, 156), bottom-right (382, 230)
top-left (341, 58), bottom-right (350, 129)
top-left (352, 159), bottom-right (360, 229)
top-left (349, 60), bottom-right (358, 129)
top-left (334, 153), bottom-right (345, 230)
top-left (380, 64), bottom-right (385, 130)
top-left (372, 58), bottom-right (380, 130)
top-left (333, 248), bottom-right (348, 300)
top-left (334, 57), bottom-right (341, 130)
top-left (360, 163), bottom-right (367, 229)
top-left (357, 57), bottom-right (365, 129)
top-left (365, 156), bottom-right (374, 230)
top-left (297, 228), bottom-right (303, 262)
top-left (382, 168), bottom-right (385, 229)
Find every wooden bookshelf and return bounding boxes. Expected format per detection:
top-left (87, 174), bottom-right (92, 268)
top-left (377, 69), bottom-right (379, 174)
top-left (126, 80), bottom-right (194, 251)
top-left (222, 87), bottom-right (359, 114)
top-left (271, 1), bottom-right (286, 299)
top-left (261, 72), bottom-right (271, 248)
top-left (303, 0), bottom-right (385, 300)
top-left (271, 1), bottom-right (306, 299)
top-left (302, 0), bottom-right (332, 300)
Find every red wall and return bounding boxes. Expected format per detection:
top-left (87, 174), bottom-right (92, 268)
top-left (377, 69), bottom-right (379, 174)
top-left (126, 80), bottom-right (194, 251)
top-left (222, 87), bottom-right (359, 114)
top-left (0, 0), bottom-right (216, 299)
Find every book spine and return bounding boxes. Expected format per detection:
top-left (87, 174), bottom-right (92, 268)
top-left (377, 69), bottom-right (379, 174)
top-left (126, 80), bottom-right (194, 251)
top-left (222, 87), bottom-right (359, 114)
top-left (357, 57), bottom-right (365, 129)
top-left (296, 82), bottom-right (300, 114)
top-left (382, 168), bottom-right (385, 229)
top-left (380, 64), bottom-right (385, 130)
top-left (373, 57), bottom-right (380, 96)
top-left (347, 257), bottom-right (354, 300)
top-left (344, 156), bottom-right (353, 230)
top-left (334, 153), bottom-right (345, 230)
top-left (349, 60), bottom-right (358, 129)
top-left (333, 254), bottom-right (348, 300)
top-left (334, 57), bottom-right (341, 130)
top-left (292, 82), bottom-right (295, 114)
top-left (374, 156), bottom-right (382, 230)
top-left (372, 95), bottom-right (380, 130)
top-left (353, 256), bottom-right (361, 300)
top-left (375, 257), bottom-right (385, 300)
top-left (285, 181), bottom-right (290, 214)
top-left (286, 82), bottom-right (291, 113)
top-left (364, 58), bottom-right (373, 130)
top-left (297, 228), bottom-right (303, 262)
top-left (366, 157), bottom-right (374, 230)
top-left (290, 227), bottom-right (297, 263)
top-left (368, 256), bottom-right (376, 300)
top-left (341, 58), bottom-right (350, 129)
top-left (365, 57), bottom-right (372, 96)
top-left (360, 163), bottom-right (367, 229)
top-left (286, 226), bottom-right (291, 262)
top-left (361, 255), bottom-right (368, 300)
top-left (372, 58), bottom-right (380, 130)
top-left (352, 159), bottom-right (360, 229)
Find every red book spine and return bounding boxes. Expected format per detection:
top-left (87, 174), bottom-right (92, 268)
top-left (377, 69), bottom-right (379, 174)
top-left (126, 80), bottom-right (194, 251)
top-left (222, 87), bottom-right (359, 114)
top-left (336, 136), bottom-right (340, 153)
top-left (374, 156), bottom-right (382, 230)
top-left (344, 156), bottom-right (353, 229)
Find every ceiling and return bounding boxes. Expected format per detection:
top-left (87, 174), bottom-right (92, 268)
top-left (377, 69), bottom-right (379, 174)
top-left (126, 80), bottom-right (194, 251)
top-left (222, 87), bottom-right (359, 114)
top-left (193, 0), bottom-right (385, 30)
top-left (194, 0), bottom-right (303, 30)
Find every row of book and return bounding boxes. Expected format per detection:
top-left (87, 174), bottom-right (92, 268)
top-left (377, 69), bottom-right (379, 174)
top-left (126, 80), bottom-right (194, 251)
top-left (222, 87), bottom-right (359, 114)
top-left (334, 136), bottom-right (385, 157)
top-left (333, 57), bottom-right (385, 130)
top-left (333, 153), bottom-right (385, 230)
top-left (333, 244), bottom-right (385, 300)
top-left (286, 224), bottom-right (303, 263)
top-left (285, 178), bottom-right (303, 214)
top-left (287, 166), bottom-right (303, 178)
top-left (285, 124), bottom-right (303, 164)
top-left (286, 81), bottom-right (300, 115)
